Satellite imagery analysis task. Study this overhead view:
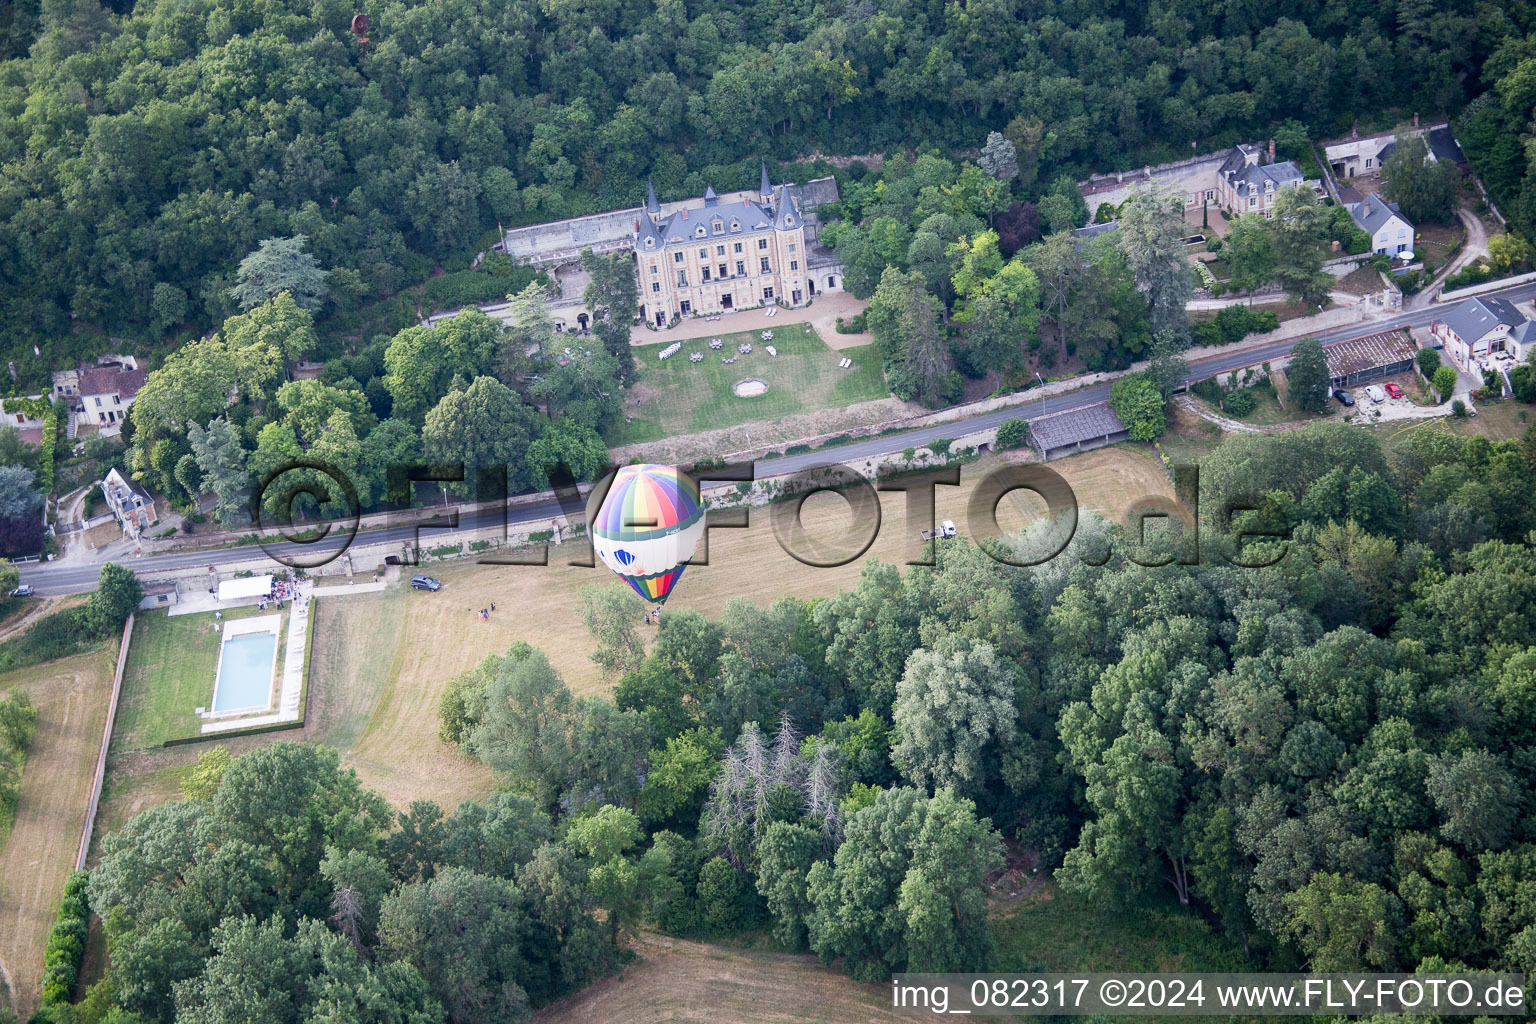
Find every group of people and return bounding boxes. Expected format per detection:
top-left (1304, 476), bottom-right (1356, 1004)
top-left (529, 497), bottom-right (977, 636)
top-left (477, 601), bottom-right (497, 621)
top-left (643, 605), bottom-right (662, 626)
top-left (260, 578), bottom-right (300, 612)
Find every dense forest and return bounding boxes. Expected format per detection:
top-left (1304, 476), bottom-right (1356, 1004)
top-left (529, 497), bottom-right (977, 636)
top-left (36, 418), bottom-right (1536, 1024)
top-left (1, 0), bottom-right (1530, 372)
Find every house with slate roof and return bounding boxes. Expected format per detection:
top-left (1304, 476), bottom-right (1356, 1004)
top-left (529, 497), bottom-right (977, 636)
top-left (1347, 194), bottom-right (1415, 256)
top-left (636, 162), bottom-right (839, 327)
top-left (1431, 297), bottom-right (1536, 377)
top-left (1078, 140), bottom-right (1318, 220)
top-left (1214, 141), bottom-right (1308, 217)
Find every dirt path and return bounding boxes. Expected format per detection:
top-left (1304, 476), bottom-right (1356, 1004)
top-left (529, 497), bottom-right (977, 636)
top-left (629, 294), bottom-right (873, 351)
top-left (0, 597), bottom-right (73, 644)
top-left (1409, 206), bottom-right (1491, 310)
top-left (1173, 395), bottom-right (1265, 433)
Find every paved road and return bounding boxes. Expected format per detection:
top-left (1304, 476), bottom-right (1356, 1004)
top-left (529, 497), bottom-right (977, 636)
top-left (20, 280), bottom-right (1536, 597)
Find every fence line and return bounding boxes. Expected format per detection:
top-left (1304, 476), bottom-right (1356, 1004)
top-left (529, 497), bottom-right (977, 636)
top-left (75, 613), bottom-right (133, 871)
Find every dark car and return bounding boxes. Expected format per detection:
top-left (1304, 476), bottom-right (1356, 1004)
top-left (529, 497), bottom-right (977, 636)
top-left (1334, 389), bottom-right (1356, 407)
top-left (410, 575), bottom-right (442, 591)
top-left (10, 585), bottom-right (33, 597)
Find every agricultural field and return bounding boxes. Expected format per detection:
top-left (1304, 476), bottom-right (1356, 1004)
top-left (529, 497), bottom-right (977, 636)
top-left (616, 324), bottom-right (887, 445)
top-left (534, 933), bottom-right (890, 1024)
top-left (0, 648), bottom-right (116, 1019)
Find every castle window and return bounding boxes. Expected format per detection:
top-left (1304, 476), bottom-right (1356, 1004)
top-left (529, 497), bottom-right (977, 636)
top-left (736, 260), bottom-right (745, 276)
top-left (650, 264), bottom-right (658, 274)
top-left (733, 242), bottom-right (743, 254)
top-left (788, 243), bottom-right (797, 252)
top-left (674, 252), bottom-right (683, 263)
top-left (699, 248), bottom-right (708, 259)
top-left (702, 266), bottom-right (711, 281)
top-left (758, 239), bottom-right (768, 250)
top-left (677, 270), bottom-right (687, 286)
top-left (716, 245), bottom-right (725, 256)
top-left (790, 260), bottom-right (798, 271)
top-left (760, 257), bottom-right (770, 272)
top-left (651, 282), bottom-right (660, 293)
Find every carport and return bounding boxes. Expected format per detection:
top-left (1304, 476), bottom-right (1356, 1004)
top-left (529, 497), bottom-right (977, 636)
top-left (1029, 403), bottom-right (1131, 461)
top-left (1324, 330), bottom-right (1418, 388)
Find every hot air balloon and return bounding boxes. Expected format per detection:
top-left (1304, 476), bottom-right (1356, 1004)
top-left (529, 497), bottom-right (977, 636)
top-left (592, 464), bottom-right (705, 605)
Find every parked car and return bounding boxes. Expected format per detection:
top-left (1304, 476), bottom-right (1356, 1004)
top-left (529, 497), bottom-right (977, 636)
top-left (1364, 384), bottom-right (1387, 403)
top-left (1334, 389), bottom-right (1356, 407)
top-left (10, 585), bottom-right (33, 597)
top-left (410, 575), bottom-right (441, 591)
top-left (1384, 382), bottom-right (1404, 399)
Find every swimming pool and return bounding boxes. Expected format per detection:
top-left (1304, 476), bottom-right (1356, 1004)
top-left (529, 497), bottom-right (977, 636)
top-left (212, 631), bottom-right (278, 713)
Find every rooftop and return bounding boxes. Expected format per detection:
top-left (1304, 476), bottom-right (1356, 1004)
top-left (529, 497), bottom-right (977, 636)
top-left (78, 362), bottom-right (148, 399)
top-left (1324, 330), bottom-right (1417, 378)
top-left (1028, 402), bottom-right (1128, 451)
top-left (1438, 296), bottom-right (1527, 346)
top-left (1348, 194), bottom-right (1409, 235)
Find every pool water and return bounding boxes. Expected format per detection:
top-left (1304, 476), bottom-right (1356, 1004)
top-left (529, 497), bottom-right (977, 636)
top-left (213, 632), bottom-right (277, 712)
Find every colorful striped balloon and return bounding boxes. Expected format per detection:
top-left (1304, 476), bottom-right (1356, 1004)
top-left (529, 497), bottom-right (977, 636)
top-left (592, 464), bottom-right (705, 604)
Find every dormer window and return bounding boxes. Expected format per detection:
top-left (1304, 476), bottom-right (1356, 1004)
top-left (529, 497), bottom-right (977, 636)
top-left (731, 221), bottom-right (740, 232)
top-left (644, 237), bottom-right (655, 249)
top-left (695, 226), bottom-right (706, 237)
top-left (785, 216), bottom-right (794, 226)
top-left (712, 220), bottom-right (723, 235)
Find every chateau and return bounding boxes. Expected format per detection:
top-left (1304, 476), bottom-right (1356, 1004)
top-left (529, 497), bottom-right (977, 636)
top-left (635, 164), bottom-right (842, 327)
top-left (491, 163), bottom-right (842, 333)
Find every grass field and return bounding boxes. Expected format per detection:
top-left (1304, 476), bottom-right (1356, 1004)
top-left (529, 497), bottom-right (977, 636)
top-left (615, 324), bottom-right (887, 445)
top-left (990, 884), bottom-right (1245, 973)
top-left (91, 445), bottom-right (1176, 847)
top-left (0, 649), bottom-right (116, 1019)
top-left (533, 883), bottom-right (1248, 1024)
top-left (534, 933), bottom-right (890, 1024)
top-left (110, 605), bottom-right (272, 752)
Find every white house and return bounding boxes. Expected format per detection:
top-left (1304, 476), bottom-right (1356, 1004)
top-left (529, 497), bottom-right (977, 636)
top-left (1348, 194), bottom-right (1415, 256)
top-left (71, 356), bottom-right (147, 437)
top-left (1431, 297), bottom-right (1536, 379)
top-left (100, 466), bottom-right (154, 538)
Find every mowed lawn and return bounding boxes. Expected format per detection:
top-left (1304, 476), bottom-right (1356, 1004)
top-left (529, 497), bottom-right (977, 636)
top-left (0, 648), bottom-right (116, 1019)
top-left (367, 445), bottom-right (1178, 701)
top-left (111, 606), bottom-right (269, 752)
top-left (616, 323), bottom-right (887, 444)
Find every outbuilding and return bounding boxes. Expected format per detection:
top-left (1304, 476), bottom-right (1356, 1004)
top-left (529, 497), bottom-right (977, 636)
top-left (1323, 330), bottom-right (1418, 388)
top-left (1029, 403), bottom-right (1131, 461)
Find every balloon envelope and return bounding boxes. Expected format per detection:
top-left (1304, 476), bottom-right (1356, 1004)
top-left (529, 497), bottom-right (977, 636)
top-left (593, 464), bottom-right (704, 604)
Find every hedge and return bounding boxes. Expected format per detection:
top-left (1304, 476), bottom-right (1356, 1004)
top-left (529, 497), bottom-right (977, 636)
top-left (40, 871), bottom-right (90, 1005)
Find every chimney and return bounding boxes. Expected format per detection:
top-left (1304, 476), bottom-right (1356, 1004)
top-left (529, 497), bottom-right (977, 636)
top-left (681, 208), bottom-right (688, 219)
top-left (1413, 112), bottom-right (1420, 129)
top-left (1268, 138), bottom-right (1275, 165)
